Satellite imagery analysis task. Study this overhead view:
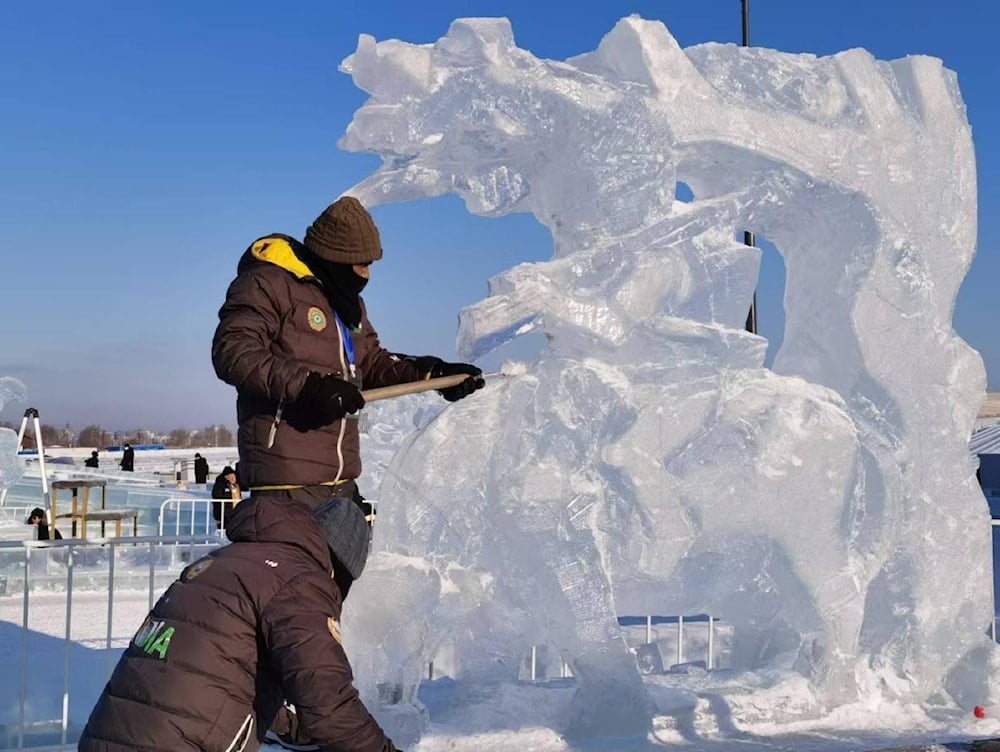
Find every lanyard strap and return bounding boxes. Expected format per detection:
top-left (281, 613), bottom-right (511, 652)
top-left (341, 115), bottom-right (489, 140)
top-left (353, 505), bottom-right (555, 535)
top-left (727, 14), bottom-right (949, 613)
top-left (335, 313), bottom-right (356, 369)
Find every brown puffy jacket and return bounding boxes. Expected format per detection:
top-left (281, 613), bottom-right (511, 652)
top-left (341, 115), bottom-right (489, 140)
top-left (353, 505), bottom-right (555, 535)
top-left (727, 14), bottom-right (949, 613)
top-left (78, 496), bottom-right (396, 752)
top-left (212, 235), bottom-right (421, 489)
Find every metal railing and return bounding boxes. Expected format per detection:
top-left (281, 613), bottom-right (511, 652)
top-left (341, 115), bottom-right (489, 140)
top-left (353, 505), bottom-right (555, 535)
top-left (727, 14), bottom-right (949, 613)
top-left (635, 614), bottom-right (720, 671)
top-left (0, 506), bottom-right (34, 524)
top-left (4, 518), bottom-right (999, 748)
top-left (0, 534), bottom-right (222, 749)
top-left (157, 497), bottom-right (221, 536)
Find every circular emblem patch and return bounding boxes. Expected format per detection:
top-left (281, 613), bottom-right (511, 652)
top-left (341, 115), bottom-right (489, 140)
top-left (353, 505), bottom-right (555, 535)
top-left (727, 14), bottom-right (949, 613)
top-left (183, 557), bottom-right (213, 581)
top-left (307, 307), bottom-right (327, 332)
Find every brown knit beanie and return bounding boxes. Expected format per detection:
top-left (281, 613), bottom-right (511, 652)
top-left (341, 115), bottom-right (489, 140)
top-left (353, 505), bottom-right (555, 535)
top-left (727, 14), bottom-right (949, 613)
top-left (303, 196), bottom-right (383, 264)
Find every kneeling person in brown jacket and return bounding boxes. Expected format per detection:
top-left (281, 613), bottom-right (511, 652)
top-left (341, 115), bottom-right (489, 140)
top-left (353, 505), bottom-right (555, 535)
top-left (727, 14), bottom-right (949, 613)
top-left (78, 495), bottom-right (398, 752)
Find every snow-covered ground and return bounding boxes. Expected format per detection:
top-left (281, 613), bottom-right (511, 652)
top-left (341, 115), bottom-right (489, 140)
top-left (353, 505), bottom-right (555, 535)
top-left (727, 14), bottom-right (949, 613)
top-left (0, 396), bottom-right (997, 750)
top-left (405, 675), bottom-right (1000, 751)
top-left (0, 590), bottom-right (158, 749)
top-left (0, 518), bottom-right (994, 750)
top-left (3, 585), bottom-right (998, 751)
top-left (16, 445), bottom-right (239, 484)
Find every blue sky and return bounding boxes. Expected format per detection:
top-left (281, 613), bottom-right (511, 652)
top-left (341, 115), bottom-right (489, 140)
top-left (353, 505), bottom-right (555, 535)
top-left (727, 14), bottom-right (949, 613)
top-left (0, 0), bottom-right (996, 431)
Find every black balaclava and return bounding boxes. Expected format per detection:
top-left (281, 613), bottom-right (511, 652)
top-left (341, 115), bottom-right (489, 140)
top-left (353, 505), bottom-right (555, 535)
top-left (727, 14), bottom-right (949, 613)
top-left (294, 243), bottom-right (368, 330)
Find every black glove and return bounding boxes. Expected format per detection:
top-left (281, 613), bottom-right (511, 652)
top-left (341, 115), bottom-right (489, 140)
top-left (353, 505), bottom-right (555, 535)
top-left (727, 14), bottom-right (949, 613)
top-left (416, 357), bottom-right (485, 402)
top-left (294, 372), bottom-right (365, 426)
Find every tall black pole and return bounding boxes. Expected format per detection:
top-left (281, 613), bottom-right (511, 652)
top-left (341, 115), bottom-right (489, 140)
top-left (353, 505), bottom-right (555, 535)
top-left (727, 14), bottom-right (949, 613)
top-left (742, 0), bottom-right (758, 334)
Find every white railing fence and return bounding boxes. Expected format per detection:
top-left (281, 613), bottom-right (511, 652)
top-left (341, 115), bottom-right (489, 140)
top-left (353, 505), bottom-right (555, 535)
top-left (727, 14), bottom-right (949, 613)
top-left (157, 497), bottom-right (225, 537)
top-left (0, 535), bottom-right (222, 749)
top-left (0, 506), bottom-right (35, 525)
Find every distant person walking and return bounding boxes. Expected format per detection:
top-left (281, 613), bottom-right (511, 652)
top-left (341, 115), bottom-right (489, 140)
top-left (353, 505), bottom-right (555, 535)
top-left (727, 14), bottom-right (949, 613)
top-left (26, 508), bottom-right (62, 540)
top-left (211, 466), bottom-right (241, 528)
top-left (119, 443), bottom-right (134, 472)
top-left (194, 452), bottom-right (209, 484)
top-left (84, 450), bottom-right (99, 469)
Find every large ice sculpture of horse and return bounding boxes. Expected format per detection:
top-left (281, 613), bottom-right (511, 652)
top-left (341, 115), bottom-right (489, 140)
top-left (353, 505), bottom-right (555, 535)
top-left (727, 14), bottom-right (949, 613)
top-left (340, 16), bottom-right (994, 738)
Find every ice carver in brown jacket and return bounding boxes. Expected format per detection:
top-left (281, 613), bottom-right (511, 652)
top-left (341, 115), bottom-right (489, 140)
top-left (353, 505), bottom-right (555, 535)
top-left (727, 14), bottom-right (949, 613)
top-left (210, 196), bottom-right (483, 748)
top-left (211, 196), bottom-right (482, 573)
top-left (79, 495), bottom-right (398, 752)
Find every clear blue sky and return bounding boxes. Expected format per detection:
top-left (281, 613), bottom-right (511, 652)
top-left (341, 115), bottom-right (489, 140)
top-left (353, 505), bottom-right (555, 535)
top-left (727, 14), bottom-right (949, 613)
top-left (0, 1), bottom-right (996, 431)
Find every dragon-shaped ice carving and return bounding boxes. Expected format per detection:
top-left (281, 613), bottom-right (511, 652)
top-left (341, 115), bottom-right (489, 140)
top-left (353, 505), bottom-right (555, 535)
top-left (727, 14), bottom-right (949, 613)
top-left (340, 16), bottom-right (992, 740)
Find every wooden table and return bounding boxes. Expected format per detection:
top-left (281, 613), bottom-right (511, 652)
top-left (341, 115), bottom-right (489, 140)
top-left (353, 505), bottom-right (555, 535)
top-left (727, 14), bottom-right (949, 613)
top-left (86, 508), bottom-right (140, 538)
top-left (50, 479), bottom-right (107, 539)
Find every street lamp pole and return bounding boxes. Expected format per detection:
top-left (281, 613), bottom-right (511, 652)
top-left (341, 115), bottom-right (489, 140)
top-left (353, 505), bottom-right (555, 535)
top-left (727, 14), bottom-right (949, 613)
top-left (742, 0), bottom-right (758, 335)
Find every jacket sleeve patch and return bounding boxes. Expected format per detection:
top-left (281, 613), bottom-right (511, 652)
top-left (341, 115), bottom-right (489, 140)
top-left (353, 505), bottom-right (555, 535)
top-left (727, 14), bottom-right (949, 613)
top-left (132, 616), bottom-right (175, 659)
top-left (181, 556), bottom-right (214, 581)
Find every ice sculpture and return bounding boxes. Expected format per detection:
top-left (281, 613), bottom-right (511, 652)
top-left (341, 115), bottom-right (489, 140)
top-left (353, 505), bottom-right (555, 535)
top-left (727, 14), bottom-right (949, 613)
top-left (0, 378), bottom-right (27, 493)
top-left (340, 15), bottom-right (992, 736)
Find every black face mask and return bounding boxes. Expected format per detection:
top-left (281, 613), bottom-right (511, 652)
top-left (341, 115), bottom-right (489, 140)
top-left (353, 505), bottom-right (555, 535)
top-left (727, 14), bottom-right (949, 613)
top-left (294, 244), bottom-right (369, 329)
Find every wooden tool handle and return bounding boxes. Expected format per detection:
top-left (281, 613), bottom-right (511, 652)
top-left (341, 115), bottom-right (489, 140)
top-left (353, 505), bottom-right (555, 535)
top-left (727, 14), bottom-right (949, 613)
top-left (361, 374), bottom-right (474, 403)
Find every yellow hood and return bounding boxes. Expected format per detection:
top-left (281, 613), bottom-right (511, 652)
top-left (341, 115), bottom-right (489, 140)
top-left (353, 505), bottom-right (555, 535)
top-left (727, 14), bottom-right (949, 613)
top-left (249, 236), bottom-right (314, 279)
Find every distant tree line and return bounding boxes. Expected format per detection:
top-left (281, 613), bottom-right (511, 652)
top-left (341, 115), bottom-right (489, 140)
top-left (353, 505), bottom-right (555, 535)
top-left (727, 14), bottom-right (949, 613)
top-left (161, 426), bottom-right (235, 448)
top-left (0, 422), bottom-right (234, 449)
top-left (0, 422), bottom-right (72, 449)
